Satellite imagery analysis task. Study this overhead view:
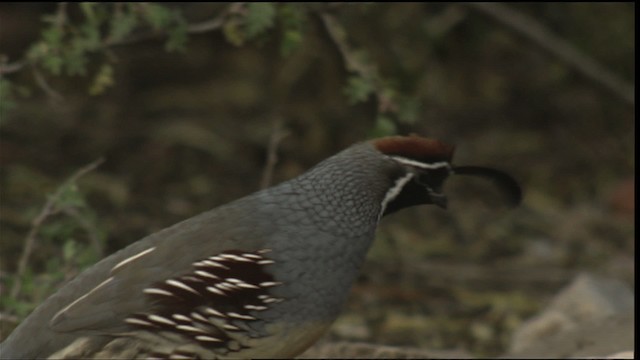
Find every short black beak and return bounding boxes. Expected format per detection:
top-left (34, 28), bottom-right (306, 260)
top-left (428, 191), bottom-right (448, 209)
top-left (452, 166), bottom-right (522, 207)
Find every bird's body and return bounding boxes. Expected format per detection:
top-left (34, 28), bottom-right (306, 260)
top-left (1, 136), bottom-right (520, 359)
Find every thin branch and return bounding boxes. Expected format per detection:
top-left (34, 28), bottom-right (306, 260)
top-left (186, 2), bottom-right (245, 34)
top-left (32, 67), bottom-right (64, 102)
top-left (0, 312), bottom-right (20, 325)
top-left (0, 60), bottom-right (26, 75)
top-left (62, 207), bottom-right (104, 258)
top-left (260, 118), bottom-right (290, 190)
top-left (467, 2), bottom-right (634, 106)
top-left (318, 12), bottom-right (396, 113)
top-left (10, 158), bottom-right (104, 299)
top-left (0, 3), bottom-right (244, 75)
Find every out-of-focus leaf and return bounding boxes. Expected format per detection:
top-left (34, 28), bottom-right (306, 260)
top-left (279, 4), bottom-right (305, 56)
top-left (63, 44), bottom-right (88, 76)
top-left (246, 3), bottom-right (276, 39)
top-left (42, 27), bottom-right (64, 48)
top-left (80, 3), bottom-right (98, 24)
top-left (281, 29), bottom-right (302, 57)
top-left (223, 19), bottom-right (245, 47)
top-left (42, 54), bottom-right (64, 75)
top-left (0, 78), bottom-right (17, 122)
top-left (369, 115), bottom-right (397, 138)
top-left (63, 239), bottom-right (77, 262)
top-left (397, 97), bottom-right (421, 124)
top-left (89, 63), bottom-right (115, 95)
top-left (109, 9), bottom-right (138, 42)
top-left (54, 183), bottom-right (87, 210)
top-left (343, 75), bottom-right (375, 104)
top-left (141, 3), bottom-right (173, 30)
top-left (165, 13), bottom-right (188, 52)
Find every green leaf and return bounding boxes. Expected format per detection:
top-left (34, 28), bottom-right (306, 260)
top-left (63, 44), bottom-right (88, 76)
top-left (280, 29), bottom-right (303, 57)
top-left (223, 20), bottom-right (245, 47)
top-left (0, 78), bottom-right (16, 123)
top-left (89, 63), bottom-right (115, 95)
top-left (397, 97), bottom-right (421, 124)
top-left (42, 27), bottom-right (64, 48)
top-left (165, 12), bottom-right (188, 52)
top-left (63, 239), bottom-right (78, 262)
top-left (369, 115), bottom-right (397, 138)
top-left (40, 218), bottom-right (78, 242)
top-left (343, 75), bottom-right (375, 104)
top-left (42, 53), bottom-right (64, 75)
top-left (79, 22), bottom-right (102, 51)
top-left (54, 183), bottom-right (87, 209)
top-left (143, 4), bottom-right (173, 30)
top-left (279, 4), bottom-right (305, 56)
top-left (246, 3), bottom-right (276, 39)
top-left (109, 9), bottom-right (139, 42)
top-left (80, 3), bottom-right (99, 24)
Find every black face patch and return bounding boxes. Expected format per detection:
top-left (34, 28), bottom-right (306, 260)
top-left (381, 165), bottom-right (452, 216)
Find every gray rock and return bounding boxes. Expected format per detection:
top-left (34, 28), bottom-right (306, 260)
top-left (300, 341), bottom-right (473, 359)
top-left (506, 272), bottom-right (634, 358)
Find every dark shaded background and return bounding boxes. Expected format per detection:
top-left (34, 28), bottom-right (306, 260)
top-left (0, 3), bottom-right (634, 356)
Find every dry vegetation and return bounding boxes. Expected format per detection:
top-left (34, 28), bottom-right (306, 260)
top-left (0, 3), bottom-right (634, 357)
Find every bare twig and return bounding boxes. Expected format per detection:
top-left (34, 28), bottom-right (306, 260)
top-left (10, 158), bottom-right (104, 299)
top-left (187, 2), bottom-right (245, 34)
top-left (0, 60), bottom-right (26, 75)
top-left (259, 118), bottom-right (290, 190)
top-left (467, 2), bottom-right (634, 106)
top-left (31, 67), bottom-right (64, 102)
top-left (0, 312), bottom-right (20, 325)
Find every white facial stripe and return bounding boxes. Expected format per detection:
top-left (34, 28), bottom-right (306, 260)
top-left (389, 156), bottom-right (451, 170)
top-left (379, 172), bottom-right (414, 221)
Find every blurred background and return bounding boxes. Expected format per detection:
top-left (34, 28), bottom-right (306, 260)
top-left (0, 3), bottom-right (634, 357)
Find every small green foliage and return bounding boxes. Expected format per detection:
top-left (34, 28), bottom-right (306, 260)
top-left (223, 19), bottom-right (245, 47)
top-left (54, 183), bottom-right (87, 209)
top-left (281, 29), bottom-right (303, 57)
top-left (370, 114), bottom-right (398, 138)
top-left (20, 3), bottom-right (192, 99)
top-left (397, 96), bottom-right (421, 124)
top-left (246, 3), bottom-right (277, 39)
top-left (109, 6), bottom-right (139, 42)
top-left (142, 3), bottom-right (175, 30)
top-left (79, 3), bottom-right (99, 23)
top-left (343, 75), bottom-right (375, 104)
top-left (279, 4), bottom-right (305, 56)
top-left (1, 273), bottom-right (40, 318)
top-left (0, 78), bottom-right (17, 123)
top-left (89, 63), bottom-right (115, 95)
top-left (42, 26), bottom-right (64, 48)
top-left (165, 12), bottom-right (188, 52)
top-left (0, 167), bottom-right (106, 324)
top-left (40, 218), bottom-right (77, 241)
top-left (62, 238), bottom-right (78, 262)
top-left (139, 4), bottom-right (189, 51)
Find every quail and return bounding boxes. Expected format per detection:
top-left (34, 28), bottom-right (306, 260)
top-left (0, 135), bottom-right (521, 359)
